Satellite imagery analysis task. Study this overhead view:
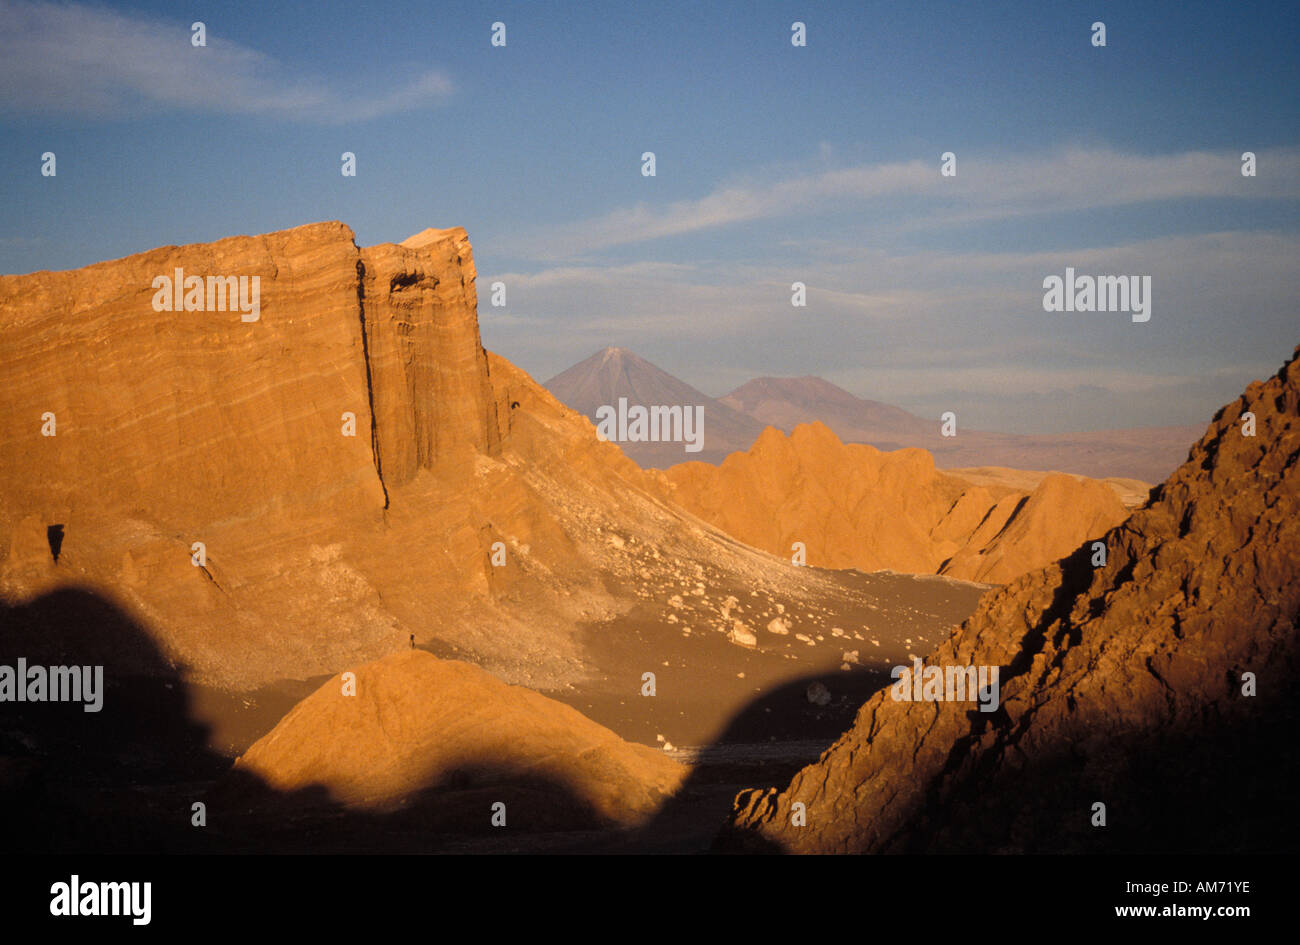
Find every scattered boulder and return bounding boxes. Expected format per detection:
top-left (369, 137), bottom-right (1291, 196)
top-left (805, 681), bottom-right (832, 706)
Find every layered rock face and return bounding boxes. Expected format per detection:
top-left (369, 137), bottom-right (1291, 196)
top-left (361, 227), bottom-right (500, 485)
top-left (657, 421), bottom-right (1131, 584)
top-left (0, 223), bottom-right (507, 688)
top-left (0, 222), bottom-right (384, 534)
top-left (0, 223), bottom-right (499, 531)
top-left (724, 347), bottom-right (1300, 853)
top-left (226, 650), bottom-right (686, 828)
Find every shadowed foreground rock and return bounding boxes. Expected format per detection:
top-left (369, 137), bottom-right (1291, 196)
top-left (723, 345), bottom-right (1300, 853)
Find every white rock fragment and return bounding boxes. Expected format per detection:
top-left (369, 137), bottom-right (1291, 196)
top-left (728, 620), bottom-right (757, 648)
top-left (806, 681), bottom-right (832, 706)
top-left (767, 617), bottom-right (790, 635)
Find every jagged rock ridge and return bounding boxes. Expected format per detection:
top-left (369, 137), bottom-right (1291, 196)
top-left (724, 346), bottom-right (1300, 853)
top-left (657, 420), bottom-right (1131, 584)
top-left (721, 374), bottom-right (1200, 483)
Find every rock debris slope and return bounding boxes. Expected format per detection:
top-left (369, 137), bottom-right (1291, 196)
top-left (724, 346), bottom-right (1300, 853)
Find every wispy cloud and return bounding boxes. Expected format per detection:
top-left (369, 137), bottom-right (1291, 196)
top-left (0, 0), bottom-right (453, 121)
top-left (504, 146), bottom-right (1300, 257)
top-left (482, 228), bottom-right (1300, 420)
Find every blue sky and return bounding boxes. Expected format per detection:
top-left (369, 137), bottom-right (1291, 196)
top-left (2, 0), bottom-right (1297, 432)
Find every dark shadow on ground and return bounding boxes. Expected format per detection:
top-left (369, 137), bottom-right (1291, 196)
top-left (3, 585), bottom-right (1296, 854)
top-left (1, 588), bottom-right (615, 853)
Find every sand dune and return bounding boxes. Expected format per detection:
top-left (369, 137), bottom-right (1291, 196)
top-left (227, 650), bottom-right (687, 828)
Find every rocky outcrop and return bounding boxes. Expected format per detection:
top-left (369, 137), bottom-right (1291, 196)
top-left (226, 650), bottom-right (686, 828)
top-left (656, 421), bottom-right (1130, 585)
top-left (360, 228), bottom-right (500, 486)
top-left (0, 222), bottom-right (384, 534)
top-left (723, 346), bottom-right (1300, 853)
top-left (939, 472), bottom-right (1130, 584)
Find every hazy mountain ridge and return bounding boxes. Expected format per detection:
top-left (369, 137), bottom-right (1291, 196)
top-left (544, 351), bottom-right (1200, 482)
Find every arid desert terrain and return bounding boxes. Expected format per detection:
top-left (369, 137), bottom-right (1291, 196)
top-left (1, 223), bottom-right (1296, 854)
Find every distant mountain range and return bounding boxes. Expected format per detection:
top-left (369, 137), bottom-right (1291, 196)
top-left (544, 347), bottom-right (766, 465)
top-left (544, 347), bottom-right (1202, 482)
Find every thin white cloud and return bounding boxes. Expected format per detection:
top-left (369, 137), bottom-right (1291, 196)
top-left (505, 146), bottom-right (1300, 257)
top-left (0, 0), bottom-right (453, 121)
top-left (482, 229), bottom-right (1300, 416)
top-left (491, 230), bottom-right (1299, 336)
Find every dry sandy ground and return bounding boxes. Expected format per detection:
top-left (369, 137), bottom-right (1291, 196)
top-left (189, 567), bottom-right (988, 760)
top-left (547, 567), bottom-right (986, 750)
